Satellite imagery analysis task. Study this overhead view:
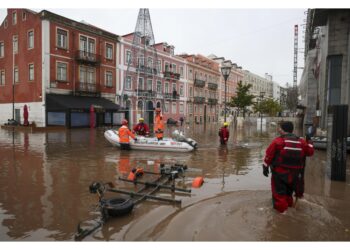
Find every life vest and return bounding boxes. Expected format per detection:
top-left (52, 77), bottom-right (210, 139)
top-left (273, 134), bottom-right (305, 169)
top-left (118, 125), bottom-right (135, 143)
top-left (154, 115), bottom-right (164, 138)
top-left (133, 123), bottom-right (149, 136)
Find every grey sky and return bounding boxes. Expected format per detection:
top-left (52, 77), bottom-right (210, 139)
top-left (0, 8), bottom-right (306, 86)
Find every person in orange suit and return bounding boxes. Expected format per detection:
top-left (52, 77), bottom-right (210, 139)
top-left (118, 119), bottom-right (136, 150)
top-left (154, 108), bottom-right (164, 140)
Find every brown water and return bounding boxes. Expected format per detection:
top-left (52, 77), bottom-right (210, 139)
top-left (0, 123), bottom-right (349, 241)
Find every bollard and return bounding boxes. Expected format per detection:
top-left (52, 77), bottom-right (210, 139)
top-left (326, 105), bottom-right (348, 181)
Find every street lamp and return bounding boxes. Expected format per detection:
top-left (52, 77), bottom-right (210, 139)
top-left (221, 62), bottom-right (232, 122)
top-left (259, 91), bottom-right (265, 130)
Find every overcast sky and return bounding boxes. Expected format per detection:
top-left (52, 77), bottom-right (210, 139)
top-left (0, 8), bottom-right (308, 86)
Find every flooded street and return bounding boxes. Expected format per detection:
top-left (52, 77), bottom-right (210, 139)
top-left (0, 123), bottom-right (350, 241)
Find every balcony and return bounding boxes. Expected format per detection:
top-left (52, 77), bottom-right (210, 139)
top-left (164, 92), bottom-right (180, 100)
top-left (208, 98), bottom-right (218, 105)
top-left (75, 50), bottom-right (101, 65)
top-left (135, 89), bottom-right (156, 98)
top-left (208, 82), bottom-right (218, 90)
top-left (193, 96), bottom-right (205, 104)
top-left (194, 79), bottom-right (205, 88)
top-left (137, 65), bottom-right (158, 75)
top-left (163, 71), bottom-right (180, 80)
top-left (74, 82), bottom-right (101, 97)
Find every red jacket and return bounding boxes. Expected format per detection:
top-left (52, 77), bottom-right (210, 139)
top-left (219, 127), bottom-right (229, 141)
top-left (264, 134), bottom-right (314, 169)
top-left (133, 123), bottom-right (150, 136)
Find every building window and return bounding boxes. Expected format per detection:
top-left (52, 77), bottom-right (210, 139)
top-left (126, 76), bottom-right (131, 90)
top-left (147, 79), bottom-right (152, 91)
top-left (57, 62), bottom-right (67, 81)
top-left (28, 30), bottom-right (34, 49)
top-left (106, 43), bottom-right (113, 60)
top-left (180, 103), bottom-right (184, 113)
top-left (13, 36), bottom-right (18, 54)
top-left (0, 70), bottom-right (5, 86)
top-left (180, 85), bottom-right (184, 96)
top-left (138, 77), bottom-right (144, 90)
top-left (172, 64), bottom-right (177, 73)
top-left (148, 57), bottom-right (153, 68)
top-left (189, 69), bottom-right (193, 79)
top-left (165, 62), bottom-right (169, 72)
top-left (4, 19), bottom-right (8, 28)
top-left (57, 28), bottom-right (68, 49)
top-left (165, 82), bottom-right (169, 93)
top-left (157, 60), bottom-right (161, 74)
top-left (22, 11), bottom-right (27, 21)
top-left (164, 102), bottom-right (169, 113)
top-left (12, 11), bottom-right (17, 25)
top-left (0, 42), bottom-right (4, 58)
top-left (138, 56), bottom-right (144, 67)
top-left (105, 71), bottom-right (113, 87)
top-left (189, 87), bottom-right (193, 97)
top-left (28, 64), bottom-right (34, 81)
top-left (126, 50), bottom-right (131, 64)
top-left (156, 81), bottom-right (161, 93)
top-left (14, 67), bottom-right (19, 83)
top-left (172, 102), bottom-right (177, 114)
top-left (180, 66), bottom-right (184, 77)
top-left (172, 83), bottom-right (176, 92)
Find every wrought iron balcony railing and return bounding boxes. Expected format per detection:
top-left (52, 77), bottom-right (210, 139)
top-left (194, 79), bottom-right (205, 88)
top-left (164, 92), bottom-right (180, 100)
top-left (208, 82), bottom-right (218, 90)
top-left (74, 82), bottom-right (101, 97)
top-left (75, 50), bottom-right (101, 65)
top-left (135, 89), bottom-right (156, 98)
top-left (137, 65), bottom-right (158, 75)
top-left (207, 98), bottom-right (218, 105)
top-left (193, 96), bottom-right (206, 104)
top-left (163, 71), bottom-right (180, 80)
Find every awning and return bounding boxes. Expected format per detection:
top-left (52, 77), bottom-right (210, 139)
top-left (46, 94), bottom-right (120, 112)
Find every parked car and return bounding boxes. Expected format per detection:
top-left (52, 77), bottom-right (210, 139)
top-left (167, 118), bottom-right (178, 125)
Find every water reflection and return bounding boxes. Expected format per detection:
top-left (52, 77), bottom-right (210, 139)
top-left (0, 123), bottom-right (349, 241)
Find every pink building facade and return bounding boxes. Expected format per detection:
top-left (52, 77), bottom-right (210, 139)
top-left (118, 33), bottom-right (186, 126)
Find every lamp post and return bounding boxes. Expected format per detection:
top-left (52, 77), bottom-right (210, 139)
top-left (259, 91), bottom-right (265, 130)
top-left (221, 63), bottom-right (232, 122)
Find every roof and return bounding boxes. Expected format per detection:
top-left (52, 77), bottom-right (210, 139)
top-left (46, 94), bottom-right (120, 111)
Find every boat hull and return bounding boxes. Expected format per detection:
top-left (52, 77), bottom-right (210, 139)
top-left (104, 130), bottom-right (195, 152)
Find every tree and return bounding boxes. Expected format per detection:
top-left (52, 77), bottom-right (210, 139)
top-left (253, 98), bottom-right (282, 117)
top-left (229, 81), bottom-right (255, 118)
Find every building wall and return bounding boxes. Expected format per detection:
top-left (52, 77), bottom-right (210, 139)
top-left (0, 9), bottom-right (44, 125)
top-left (118, 37), bottom-right (186, 126)
top-left (47, 21), bottom-right (117, 97)
top-left (0, 9), bottom-right (43, 104)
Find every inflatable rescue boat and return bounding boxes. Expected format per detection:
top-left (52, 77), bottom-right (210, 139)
top-left (104, 129), bottom-right (197, 152)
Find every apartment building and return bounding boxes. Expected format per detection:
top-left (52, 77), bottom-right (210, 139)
top-left (117, 34), bottom-right (186, 126)
top-left (0, 9), bottom-right (120, 127)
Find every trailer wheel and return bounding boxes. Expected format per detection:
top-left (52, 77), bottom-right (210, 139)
top-left (101, 198), bottom-right (134, 217)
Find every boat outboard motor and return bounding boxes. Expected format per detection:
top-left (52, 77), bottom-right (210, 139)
top-left (172, 130), bottom-right (197, 149)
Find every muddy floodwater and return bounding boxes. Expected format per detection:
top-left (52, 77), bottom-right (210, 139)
top-left (0, 123), bottom-right (350, 241)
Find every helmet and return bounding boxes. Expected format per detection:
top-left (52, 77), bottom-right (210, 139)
top-left (223, 122), bottom-right (229, 126)
top-left (139, 117), bottom-right (144, 122)
top-left (155, 108), bottom-right (161, 113)
top-left (122, 119), bottom-right (128, 125)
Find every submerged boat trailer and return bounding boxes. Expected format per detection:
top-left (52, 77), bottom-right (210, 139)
top-left (74, 163), bottom-right (198, 241)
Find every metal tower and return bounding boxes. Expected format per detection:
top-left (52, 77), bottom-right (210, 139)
top-left (293, 24), bottom-right (298, 87)
top-left (121, 9), bottom-right (160, 123)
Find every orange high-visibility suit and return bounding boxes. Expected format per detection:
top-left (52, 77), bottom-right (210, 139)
top-left (154, 114), bottom-right (164, 140)
top-left (118, 125), bottom-right (135, 144)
